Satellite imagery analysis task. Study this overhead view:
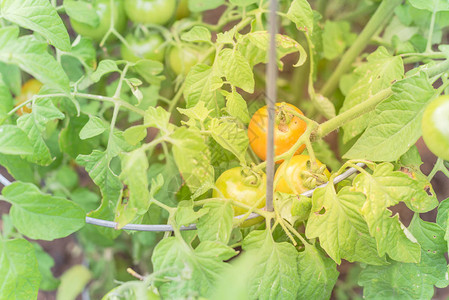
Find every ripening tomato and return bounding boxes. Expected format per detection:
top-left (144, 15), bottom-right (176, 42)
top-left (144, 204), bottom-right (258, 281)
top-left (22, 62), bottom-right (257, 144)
top-left (70, 0), bottom-right (127, 43)
top-left (275, 155), bottom-right (330, 194)
top-left (120, 32), bottom-right (165, 62)
top-left (422, 95), bottom-right (449, 161)
top-left (168, 45), bottom-right (201, 76)
top-left (248, 102), bottom-right (307, 162)
top-left (124, 0), bottom-right (176, 25)
top-left (15, 79), bottom-right (42, 116)
top-left (213, 167), bottom-right (266, 223)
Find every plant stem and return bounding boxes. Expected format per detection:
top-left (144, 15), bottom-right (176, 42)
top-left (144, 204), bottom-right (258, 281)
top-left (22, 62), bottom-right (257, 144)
top-left (74, 93), bottom-right (145, 115)
top-left (426, 4), bottom-right (438, 53)
top-left (317, 87), bottom-right (392, 138)
top-left (320, 0), bottom-right (402, 98)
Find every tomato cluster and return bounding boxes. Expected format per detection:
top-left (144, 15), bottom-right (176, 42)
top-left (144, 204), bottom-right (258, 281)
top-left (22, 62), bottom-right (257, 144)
top-left (69, 0), bottom-right (208, 76)
top-left (214, 102), bottom-right (330, 226)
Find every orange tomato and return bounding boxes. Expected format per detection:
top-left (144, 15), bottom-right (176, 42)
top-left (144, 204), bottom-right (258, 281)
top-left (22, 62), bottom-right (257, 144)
top-left (248, 102), bottom-right (307, 162)
top-left (275, 155), bottom-right (330, 194)
top-left (15, 79), bottom-right (42, 116)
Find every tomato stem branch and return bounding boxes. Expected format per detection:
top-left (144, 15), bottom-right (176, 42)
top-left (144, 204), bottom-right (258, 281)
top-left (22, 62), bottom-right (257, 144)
top-left (317, 87), bottom-right (393, 138)
top-left (320, 0), bottom-right (402, 98)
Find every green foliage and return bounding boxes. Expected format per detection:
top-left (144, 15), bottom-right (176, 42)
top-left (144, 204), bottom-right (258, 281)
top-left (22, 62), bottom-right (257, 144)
top-left (0, 0), bottom-right (448, 299)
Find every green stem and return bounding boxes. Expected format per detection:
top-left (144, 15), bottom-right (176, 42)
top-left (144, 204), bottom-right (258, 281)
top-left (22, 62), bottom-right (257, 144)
top-left (75, 93), bottom-right (145, 115)
top-left (317, 87), bottom-right (393, 138)
top-left (426, 5), bottom-right (438, 53)
top-left (402, 52), bottom-right (447, 64)
top-left (320, 0), bottom-right (402, 98)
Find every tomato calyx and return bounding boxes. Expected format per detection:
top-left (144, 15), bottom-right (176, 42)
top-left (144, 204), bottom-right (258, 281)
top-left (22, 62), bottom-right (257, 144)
top-left (275, 102), bottom-right (295, 131)
top-left (241, 166), bottom-right (264, 187)
top-left (299, 160), bottom-right (329, 189)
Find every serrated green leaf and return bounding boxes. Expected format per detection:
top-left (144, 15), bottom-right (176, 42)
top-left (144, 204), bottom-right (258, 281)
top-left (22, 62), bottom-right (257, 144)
top-left (171, 127), bottom-right (214, 194)
top-left (115, 149), bottom-right (150, 228)
top-left (353, 163), bottom-right (425, 262)
top-left (123, 125), bottom-right (147, 145)
top-left (79, 115), bottom-right (106, 140)
top-left (209, 118), bottom-right (248, 163)
top-left (152, 238), bottom-right (236, 297)
top-left (341, 47), bottom-right (404, 143)
top-left (286, 0), bottom-right (314, 33)
top-left (242, 229), bottom-right (300, 300)
top-left (408, 0), bottom-right (449, 12)
top-left (322, 21), bottom-right (356, 60)
top-left (306, 185), bottom-right (387, 265)
top-left (102, 281), bottom-right (155, 299)
top-left (2, 182), bottom-right (85, 240)
top-left (33, 243), bottom-right (59, 291)
top-left (183, 64), bottom-right (224, 115)
top-left (70, 36), bottom-right (97, 69)
top-left (1, 0), bottom-right (71, 51)
top-left (344, 73), bottom-right (435, 161)
top-left (144, 106), bottom-right (172, 134)
top-left (0, 125), bottom-right (33, 155)
top-left (359, 215), bottom-right (448, 299)
top-left (181, 26), bottom-right (211, 43)
top-left (132, 59), bottom-right (164, 85)
top-left (218, 48), bottom-right (254, 93)
top-left (197, 201), bottom-right (233, 244)
top-left (90, 60), bottom-right (119, 82)
top-left (0, 35), bottom-right (70, 94)
top-left (0, 74), bottom-right (14, 120)
top-left (222, 90), bottom-right (250, 124)
top-left (60, 114), bottom-right (97, 159)
top-left (0, 238), bottom-right (41, 299)
top-left (178, 101), bottom-right (211, 125)
top-left (175, 200), bottom-right (208, 227)
top-left (297, 244), bottom-right (339, 300)
top-left (0, 62), bottom-right (21, 96)
top-left (238, 31), bottom-right (307, 69)
top-left (64, 0), bottom-right (100, 27)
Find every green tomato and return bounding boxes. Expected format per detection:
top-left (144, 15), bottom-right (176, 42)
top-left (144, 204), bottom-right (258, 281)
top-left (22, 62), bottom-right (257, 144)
top-left (422, 95), bottom-right (449, 161)
top-left (124, 0), bottom-right (176, 25)
top-left (120, 32), bottom-right (165, 62)
top-left (70, 0), bottom-right (127, 42)
top-left (212, 167), bottom-right (266, 226)
top-left (175, 0), bottom-right (190, 20)
top-left (168, 46), bottom-right (201, 76)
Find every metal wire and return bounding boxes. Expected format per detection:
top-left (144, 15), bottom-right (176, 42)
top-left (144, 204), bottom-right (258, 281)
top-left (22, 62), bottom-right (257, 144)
top-left (0, 163), bottom-right (365, 231)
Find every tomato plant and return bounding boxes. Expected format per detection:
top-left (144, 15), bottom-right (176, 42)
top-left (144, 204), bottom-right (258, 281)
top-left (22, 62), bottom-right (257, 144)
top-left (1, 0), bottom-right (449, 299)
top-left (124, 0), bottom-right (177, 25)
top-left (120, 31), bottom-right (165, 62)
top-left (422, 95), bottom-right (449, 161)
top-left (70, 0), bottom-right (127, 42)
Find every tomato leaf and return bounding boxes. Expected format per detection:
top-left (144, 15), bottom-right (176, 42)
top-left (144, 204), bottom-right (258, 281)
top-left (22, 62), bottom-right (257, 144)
top-left (359, 215), bottom-right (448, 298)
top-left (344, 73), bottom-right (435, 161)
top-left (340, 47), bottom-right (404, 143)
top-left (306, 185), bottom-right (387, 265)
top-left (352, 163), bottom-right (429, 263)
top-left (33, 243), bottom-right (60, 291)
top-left (115, 148), bottom-right (151, 228)
top-left (218, 48), bottom-right (254, 93)
top-left (297, 244), bottom-right (339, 300)
top-left (2, 182), bottom-right (85, 240)
top-left (64, 0), bottom-right (100, 27)
top-left (56, 265), bottom-right (92, 300)
top-left (0, 125), bottom-right (33, 155)
top-left (221, 90), bottom-right (250, 124)
top-left (322, 21), bottom-right (356, 60)
top-left (209, 118), bottom-right (249, 164)
top-left (408, 0), bottom-right (449, 12)
top-left (175, 200), bottom-right (209, 227)
top-left (152, 238), bottom-right (236, 297)
top-left (181, 26), bottom-right (212, 43)
top-left (0, 238), bottom-right (41, 299)
top-left (242, 229), bottom-right (300, 300)
top-left (197, 200), bottom-right (234, 244)
top-left (79, 115), bottom-right (107, 140)
top-left (0, 74), bottom-right (14, 120)
top-left (1, 0), bottom-right (71, 51)
top-left (188, 0), bottom-right (225, 12)
top-left (286, 0), bottom-right (314, 33)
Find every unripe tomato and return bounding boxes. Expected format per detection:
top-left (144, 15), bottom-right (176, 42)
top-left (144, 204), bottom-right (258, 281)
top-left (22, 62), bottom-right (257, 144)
top-left (248, 102), bottom-right (307, 162)
top-left (175, 0), bottom-right (190, 19)
top-left (422, 95), bottom-right (449, 161)
top-left (275, 155), bottom-right (330, 194)
top-left (213, 167), bottom-right (266, 220)
top-left (15, 79), bottom-right (42, 116)
top-left (124, 0), bottom-right (176, 25)
top-left (120, 32), bottom-right (165, 62)
top-left (168, 45), bottom-right (201, 76)
top-left (70, 0), bottom-right (127, 42)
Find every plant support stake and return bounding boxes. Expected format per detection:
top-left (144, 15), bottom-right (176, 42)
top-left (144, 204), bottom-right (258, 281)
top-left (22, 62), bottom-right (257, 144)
top-left (265, 0), bottom-right (278, 213)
